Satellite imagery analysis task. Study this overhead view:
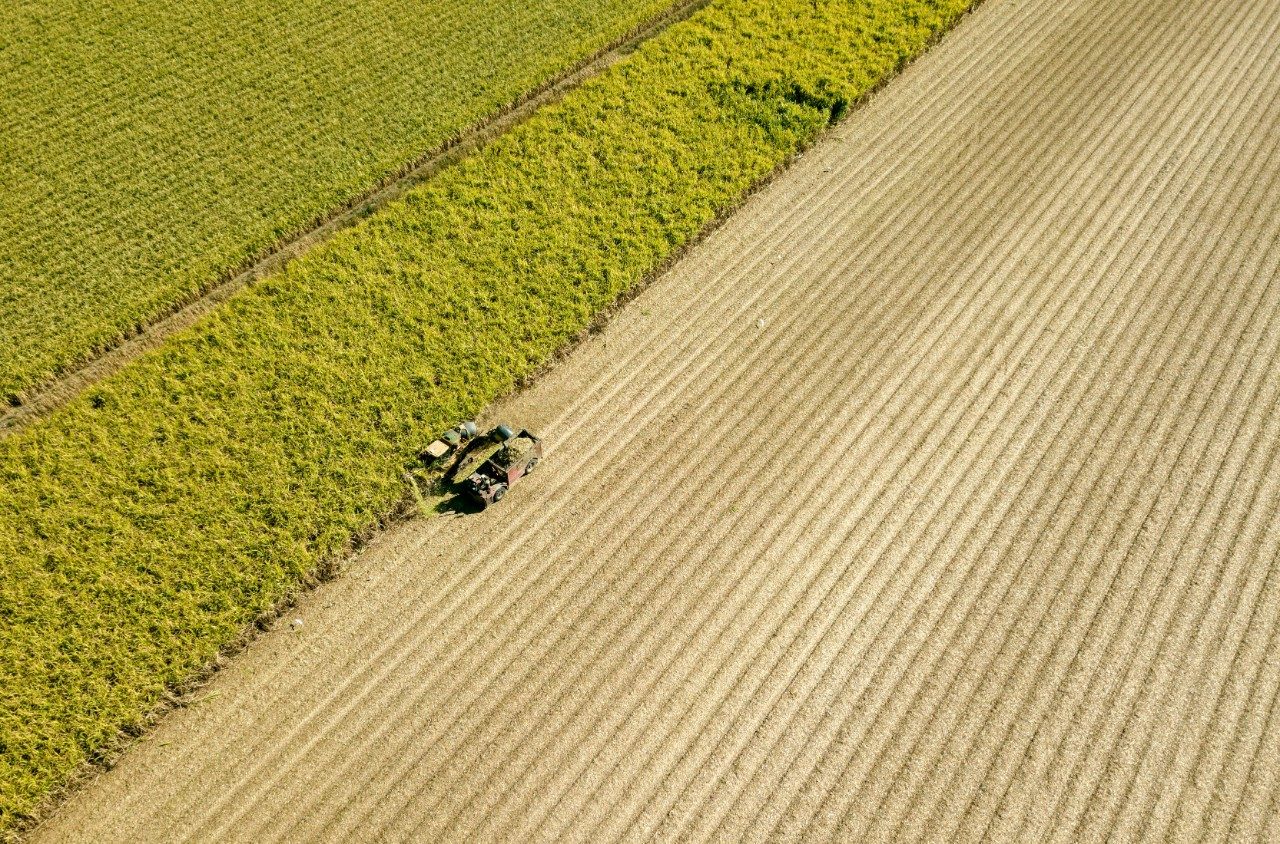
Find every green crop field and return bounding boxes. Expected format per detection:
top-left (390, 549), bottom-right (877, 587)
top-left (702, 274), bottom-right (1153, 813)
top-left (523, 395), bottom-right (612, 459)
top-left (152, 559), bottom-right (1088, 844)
top-left (0, 0), bottom-right (674, 403)
top-left (0, 0), bottom-right (972, 832)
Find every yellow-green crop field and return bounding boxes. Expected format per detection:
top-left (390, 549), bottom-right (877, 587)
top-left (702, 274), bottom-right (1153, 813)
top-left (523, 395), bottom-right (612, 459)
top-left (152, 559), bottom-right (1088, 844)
top-left (0, 0), bottom-right (673, 402)
top-left (0, 0), bottom-right (972, 833)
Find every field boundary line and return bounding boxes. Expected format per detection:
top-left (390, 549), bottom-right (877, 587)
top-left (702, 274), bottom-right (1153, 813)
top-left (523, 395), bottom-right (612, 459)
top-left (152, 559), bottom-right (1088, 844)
top-left (0, 0), bottom-right (710, 439)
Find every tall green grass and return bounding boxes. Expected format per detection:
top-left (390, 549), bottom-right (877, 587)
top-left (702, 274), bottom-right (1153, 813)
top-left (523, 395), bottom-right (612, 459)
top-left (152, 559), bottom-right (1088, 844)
top-left (0, 0), bottom-right (972, 831)
top-left (0, 0), bottom-right (674, 401)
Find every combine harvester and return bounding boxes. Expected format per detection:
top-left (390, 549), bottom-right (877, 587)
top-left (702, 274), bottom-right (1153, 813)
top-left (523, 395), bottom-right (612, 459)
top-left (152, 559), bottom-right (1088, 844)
top-left (423, 421), bottom-right (542, 509)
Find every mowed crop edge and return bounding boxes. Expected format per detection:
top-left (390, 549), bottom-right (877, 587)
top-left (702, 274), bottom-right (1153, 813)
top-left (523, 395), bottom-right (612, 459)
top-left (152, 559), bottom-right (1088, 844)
top-left (0, 0), bottom-right (975, 835)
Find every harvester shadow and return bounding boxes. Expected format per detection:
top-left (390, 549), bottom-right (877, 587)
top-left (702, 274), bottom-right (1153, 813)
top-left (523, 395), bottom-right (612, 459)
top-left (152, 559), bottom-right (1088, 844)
top-left (431, 493), bottom-right (484, 516)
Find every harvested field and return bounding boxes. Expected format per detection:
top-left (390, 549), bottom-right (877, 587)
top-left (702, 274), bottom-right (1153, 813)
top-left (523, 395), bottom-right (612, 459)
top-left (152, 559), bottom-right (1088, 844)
top-left (34, 0), bottom-right (1280, 837)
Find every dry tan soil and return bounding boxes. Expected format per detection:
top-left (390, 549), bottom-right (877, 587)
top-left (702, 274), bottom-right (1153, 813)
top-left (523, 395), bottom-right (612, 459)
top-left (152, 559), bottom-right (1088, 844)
top-left (34, 0), bottom-right (1280, 839)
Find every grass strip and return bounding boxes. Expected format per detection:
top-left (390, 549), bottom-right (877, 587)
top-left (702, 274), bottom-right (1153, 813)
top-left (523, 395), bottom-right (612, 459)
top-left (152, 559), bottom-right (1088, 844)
top-left (0, 0), bottom-right (972, 831)
top-left (0, 0), bottom-right (675, 401)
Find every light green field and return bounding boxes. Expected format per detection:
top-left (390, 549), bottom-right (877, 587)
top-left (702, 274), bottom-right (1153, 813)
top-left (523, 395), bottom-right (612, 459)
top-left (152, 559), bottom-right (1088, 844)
top-left (0, 0), bottom-right (673, 401)
top-left (0, 0), bottom-right (972, 832)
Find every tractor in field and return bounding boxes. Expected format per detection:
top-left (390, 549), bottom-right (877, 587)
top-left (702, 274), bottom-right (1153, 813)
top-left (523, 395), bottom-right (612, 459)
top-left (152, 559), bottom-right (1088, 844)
top-left (425, 421), bottom-right (542, 509)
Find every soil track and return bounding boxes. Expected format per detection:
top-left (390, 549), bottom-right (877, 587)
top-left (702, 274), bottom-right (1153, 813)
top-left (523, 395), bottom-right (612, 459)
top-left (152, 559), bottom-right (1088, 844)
top-left (33, 0), bottom-right (1280, 839)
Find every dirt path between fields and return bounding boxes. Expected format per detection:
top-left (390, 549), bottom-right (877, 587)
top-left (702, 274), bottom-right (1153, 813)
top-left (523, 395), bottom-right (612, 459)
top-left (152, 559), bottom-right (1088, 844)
top-left (0, 0), bottom-right (708, 438)
top-left (33, 0), bottom-right (1280, 839)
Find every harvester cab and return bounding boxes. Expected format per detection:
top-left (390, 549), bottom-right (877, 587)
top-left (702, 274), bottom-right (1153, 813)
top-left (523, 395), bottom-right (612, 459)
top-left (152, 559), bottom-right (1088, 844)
top-left (421, 420), bottom-right (479, 462)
